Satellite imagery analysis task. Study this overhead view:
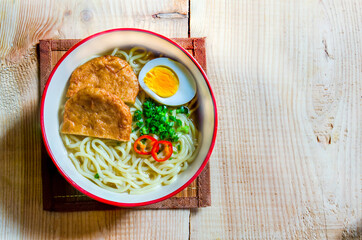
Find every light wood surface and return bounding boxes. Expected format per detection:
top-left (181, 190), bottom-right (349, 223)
top-left (0, 0), bottom-right (360, 239)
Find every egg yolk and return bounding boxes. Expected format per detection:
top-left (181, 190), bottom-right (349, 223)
top-left (144, 66), bottom-right (179, 98)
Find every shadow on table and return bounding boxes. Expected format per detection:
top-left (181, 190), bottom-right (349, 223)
top-left (0, 103), bottom-right (191, 238)
top-left (0, 53), bottom-right (195, 238)
top-left (0, 60), bottom-right (135, 239)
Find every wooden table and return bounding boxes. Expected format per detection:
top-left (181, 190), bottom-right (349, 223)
top-left (0, 1), bottom-right (360, 239)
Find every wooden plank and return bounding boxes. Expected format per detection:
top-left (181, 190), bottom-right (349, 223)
top-left (0, 0), bottom-right (189, 62)
top-left (56, 0), bottom-right (189, 39)
top-left (0, 1), bottom-right (192, 239)
top-left (189, 0), bottom-right (362, 239)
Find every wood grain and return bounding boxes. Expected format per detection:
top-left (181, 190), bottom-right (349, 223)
top-left (0, 0), bottom-right (361, 239)
top-left (189, 0), bottom-right (361, 239)
top-left (0, 0), bottom-right (191, 239)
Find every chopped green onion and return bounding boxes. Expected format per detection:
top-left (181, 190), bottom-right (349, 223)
top-left (175, 119), bottom-right (182, 127)
top-left (141, 126), bottom-right (149, 135)
top-left (177, 106), bottom-right (189, 114)
top-left (136, 121), bottom-right (144, 127)
top-left (159, 125), bottom-right (166, 132)
top-left (94, 173), bottom-right (99, 179)
top-left (172, 135), bottom-right (179, 142)
top-left (135, 99), bottom-right (190, 142)
top-left (177, 126), bottom-right (189, 134)
top-left (133, 127), bottom-right (140, 132)
top-left (133, 110), bottom-right (143, 121)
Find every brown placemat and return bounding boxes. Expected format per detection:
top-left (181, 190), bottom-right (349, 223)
top-left (39, 38), bottom-right (210, 211)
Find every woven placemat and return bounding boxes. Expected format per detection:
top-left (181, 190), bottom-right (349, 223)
top-left (39, 38), bottom-right (210, 211)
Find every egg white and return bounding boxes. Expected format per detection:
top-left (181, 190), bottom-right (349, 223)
top-left (138, 58), bottom-right (197, 106)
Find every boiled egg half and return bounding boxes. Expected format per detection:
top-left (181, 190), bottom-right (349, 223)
top-left (138, 58), bottom-right (197, 106)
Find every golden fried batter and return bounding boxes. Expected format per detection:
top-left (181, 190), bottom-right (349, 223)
top-left (66, 56), bottom-right (139, 104)
top-left (61, 88), bottom-right (132, 141)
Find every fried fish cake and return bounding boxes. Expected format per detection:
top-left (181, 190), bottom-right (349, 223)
top-left (66, 56), bottom-right (139, 104)
top-left (61, 88), bottom-right (132, 141)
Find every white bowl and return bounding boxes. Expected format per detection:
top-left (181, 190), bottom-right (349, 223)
top-left (40, 28), bottom-right (217, 207)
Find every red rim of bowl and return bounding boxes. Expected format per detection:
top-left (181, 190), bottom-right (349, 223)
top-left (40, 28), bottom-right (218, 207)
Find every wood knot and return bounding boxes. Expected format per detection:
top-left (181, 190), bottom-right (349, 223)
top-left (322, 39), bottom-right (334, 60)
top-left (316, 134), bottom-right (331, 145)
top-left (64, 10), bottom-right (72, 16)
top-left (152, 12), bottom-right (187, 19)
top-left (80, 9), bottom-right (93, 22)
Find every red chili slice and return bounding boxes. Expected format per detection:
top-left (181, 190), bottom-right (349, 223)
top-left (134, 135), bottom-right (158, 155)
top-left (151, 140), bottom-right (173, 162)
